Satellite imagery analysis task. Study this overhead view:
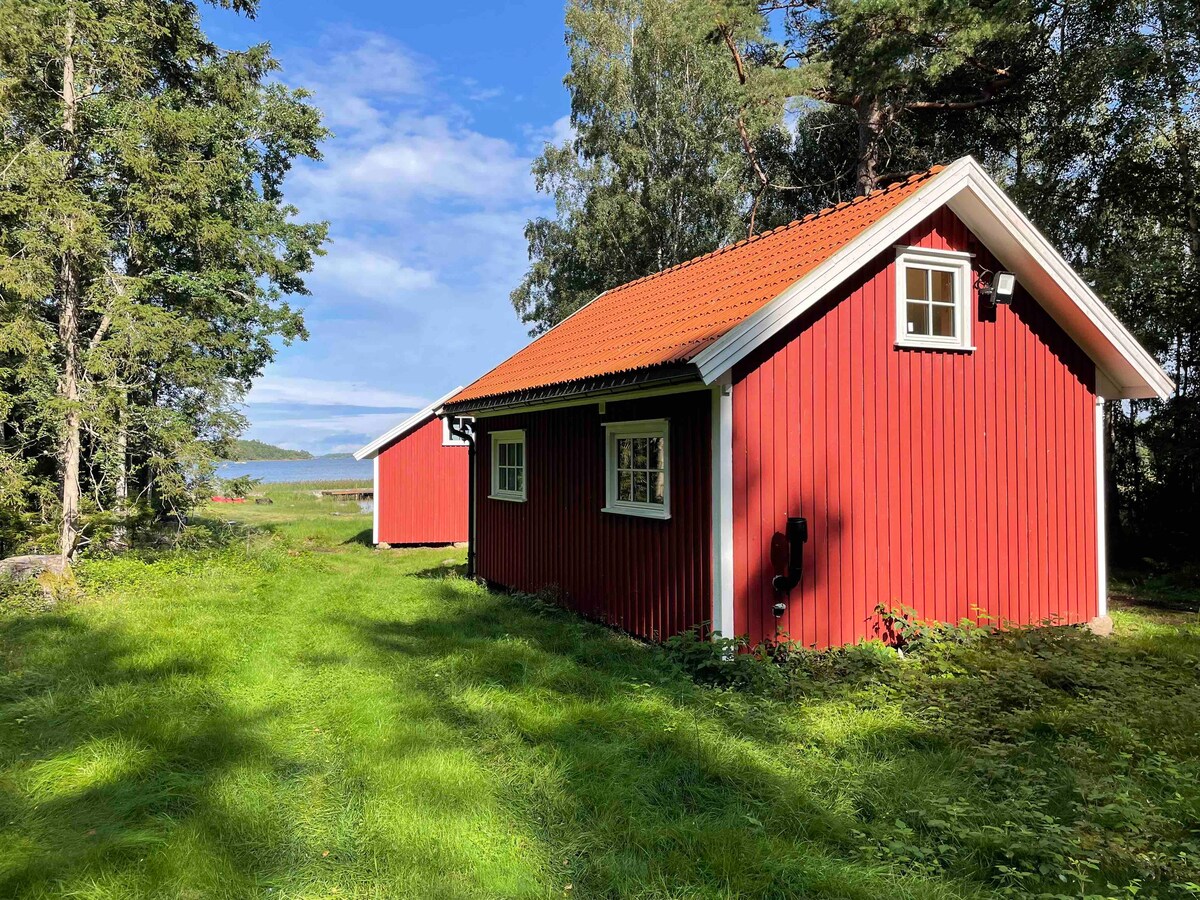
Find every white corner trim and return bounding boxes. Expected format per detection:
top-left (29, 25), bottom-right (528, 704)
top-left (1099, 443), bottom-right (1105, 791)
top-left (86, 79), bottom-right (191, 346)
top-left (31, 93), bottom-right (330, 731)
top-left (1095, 395), bottom-right (1108, 618)
top-left (354, 386), bottom-right (465, 460)
top-left (372, 455), bottom-right (380, 546)
top-left (711, 375), bottom-right (734, 639)
top-left (692, 157), bottom-right (1173, 401)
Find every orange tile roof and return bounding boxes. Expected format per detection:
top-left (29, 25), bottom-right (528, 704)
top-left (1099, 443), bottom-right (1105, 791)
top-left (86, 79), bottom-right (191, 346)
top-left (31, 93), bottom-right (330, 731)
top-left (453, 166), bottom-right (944, 405)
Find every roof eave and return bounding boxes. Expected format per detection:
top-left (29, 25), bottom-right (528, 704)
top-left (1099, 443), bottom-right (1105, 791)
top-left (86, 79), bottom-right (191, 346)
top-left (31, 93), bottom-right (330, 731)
top-left (353, 386), bottom-right (464, 460)
top-left (692, 156), bottom-right (1173, 402)
top-left (442, 364), bottom-right (703, 416)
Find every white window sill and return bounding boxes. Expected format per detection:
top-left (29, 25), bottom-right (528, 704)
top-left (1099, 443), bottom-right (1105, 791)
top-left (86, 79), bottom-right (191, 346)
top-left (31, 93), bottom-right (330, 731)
top-left (602, 505), bottom-right (671, 520)
top-left (894, 340), bottom-right (976, 353)
top-left (489, 493), bottom-right (526, 503)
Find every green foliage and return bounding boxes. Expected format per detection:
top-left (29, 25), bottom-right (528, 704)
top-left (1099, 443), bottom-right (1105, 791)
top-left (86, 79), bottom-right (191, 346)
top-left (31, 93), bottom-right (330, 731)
top-left (219, 439), bottom-right (312, 461)
top-left (0, 0), bottom-right (328, 552)
top-left (2, 487), bottom-right (1199, 897)
top-left (511, 0), bottom-right (785, 333)
top-left (666, 610), bottom-right (1200, 897)
top-left (218, 474), bottom-right (260, 500)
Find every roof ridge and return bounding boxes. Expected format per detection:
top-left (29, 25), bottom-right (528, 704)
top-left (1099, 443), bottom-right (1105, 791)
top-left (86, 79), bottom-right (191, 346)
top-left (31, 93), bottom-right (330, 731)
top-left (600, 165), bottom-right (945, 299)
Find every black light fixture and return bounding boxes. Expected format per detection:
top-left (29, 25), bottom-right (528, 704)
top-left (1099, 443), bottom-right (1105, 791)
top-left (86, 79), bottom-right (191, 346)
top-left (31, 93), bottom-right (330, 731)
top-left (981, 270), bottom-right (1017, 306)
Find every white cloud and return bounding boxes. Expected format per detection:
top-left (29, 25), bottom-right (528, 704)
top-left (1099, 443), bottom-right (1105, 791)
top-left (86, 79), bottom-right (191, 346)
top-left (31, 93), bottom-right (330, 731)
top-left (247, 375), bottom-right (428, 410)
top-left (294, 115), bottom-right (533, 220)
top-left (529, 114), bottom-right (574, 149)
top-left (311, 242), bottom-right (437, 299)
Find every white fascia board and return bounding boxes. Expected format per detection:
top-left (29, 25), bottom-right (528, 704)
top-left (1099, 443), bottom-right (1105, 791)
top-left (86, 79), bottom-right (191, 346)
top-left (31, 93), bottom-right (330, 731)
top-left (692, 157), bottom-right (976, 384)
top-left (353, 386), bottom-right (464, 460)
top-left (946, 167), bottom-right (1173, 400)
top-left (693, 157), bottom-right (1173, 401)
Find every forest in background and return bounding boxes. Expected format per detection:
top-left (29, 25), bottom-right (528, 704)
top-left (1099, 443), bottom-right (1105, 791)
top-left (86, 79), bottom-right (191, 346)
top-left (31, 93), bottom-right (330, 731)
top-left (0, 0), bottom-right (1196, 577)
top-left (514, 0), bottom-right (1199, 575)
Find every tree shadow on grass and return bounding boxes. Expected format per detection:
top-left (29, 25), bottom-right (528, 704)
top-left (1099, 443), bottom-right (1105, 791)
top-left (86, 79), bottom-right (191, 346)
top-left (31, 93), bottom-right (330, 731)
top-left (0, 594), bottom-right (562, 899)
top-left (342, 527), bottom-right (374, 548)
top-left (332, 587), bottom-right (953, 899)
top-left (0, 611), bottom-right (303, 897)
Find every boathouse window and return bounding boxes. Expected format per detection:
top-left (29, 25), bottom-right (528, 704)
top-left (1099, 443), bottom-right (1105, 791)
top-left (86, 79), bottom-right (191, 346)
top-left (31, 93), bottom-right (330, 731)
top-left (442, 415), bottom-right (473, 447)
top-left (603, 420), bottom-right (670, 520)
top-left (895, 247), bottom-right (974, 351)
top-left (489, 430), bottom-right (526, 502)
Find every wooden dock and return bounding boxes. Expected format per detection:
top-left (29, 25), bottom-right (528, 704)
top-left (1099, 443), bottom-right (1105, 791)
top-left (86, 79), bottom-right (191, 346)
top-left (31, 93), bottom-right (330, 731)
top-left (312, 488), bottom-right (374, 501)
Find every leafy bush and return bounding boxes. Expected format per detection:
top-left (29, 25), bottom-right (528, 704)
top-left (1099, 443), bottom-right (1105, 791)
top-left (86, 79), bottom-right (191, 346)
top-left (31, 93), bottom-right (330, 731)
top-left (221, 474), bottom-right (261, 499)
top-left (664, 609), bottom-right (1200, 898)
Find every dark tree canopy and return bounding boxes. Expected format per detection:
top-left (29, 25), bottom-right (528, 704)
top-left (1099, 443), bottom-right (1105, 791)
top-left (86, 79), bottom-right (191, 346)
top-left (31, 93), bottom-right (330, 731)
top-left (516, 0), bottom-right (1199, 568)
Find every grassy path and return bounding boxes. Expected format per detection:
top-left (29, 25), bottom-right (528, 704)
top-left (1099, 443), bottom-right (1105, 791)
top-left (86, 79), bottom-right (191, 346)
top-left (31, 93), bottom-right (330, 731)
top-left (1, 485), bottom-right (1197, 898)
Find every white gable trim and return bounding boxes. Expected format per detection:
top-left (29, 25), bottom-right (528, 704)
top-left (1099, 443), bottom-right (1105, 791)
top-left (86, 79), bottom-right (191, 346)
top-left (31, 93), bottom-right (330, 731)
top-left (693, 157), bottom-right (1172, 401)
top-left (353, 386), bottom-right (464, 461)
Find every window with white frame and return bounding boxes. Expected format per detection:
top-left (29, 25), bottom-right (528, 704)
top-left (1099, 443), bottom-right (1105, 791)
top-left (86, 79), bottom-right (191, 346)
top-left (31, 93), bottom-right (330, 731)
top-left (442, 415), bottom-right (473, 446)
top-left (895, 247), bottom-right (973, 350)
top-left (489, 430), bottom-right (525, 501)
top-left (603, 420), bottom-right (669, 519)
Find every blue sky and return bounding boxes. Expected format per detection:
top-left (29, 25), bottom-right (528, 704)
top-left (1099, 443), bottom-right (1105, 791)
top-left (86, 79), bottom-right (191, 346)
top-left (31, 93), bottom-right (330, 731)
top-left (202, 1), bottom-right (570, 454)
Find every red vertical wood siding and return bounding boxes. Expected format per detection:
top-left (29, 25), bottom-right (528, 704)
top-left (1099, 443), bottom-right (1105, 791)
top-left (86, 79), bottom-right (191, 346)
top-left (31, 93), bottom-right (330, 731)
top-left (474, 391), bottom-right (712, 641)
top-left (733, 208), bottom-right (1099, 647)
top-left (377, 416), bottom-right (469, 545)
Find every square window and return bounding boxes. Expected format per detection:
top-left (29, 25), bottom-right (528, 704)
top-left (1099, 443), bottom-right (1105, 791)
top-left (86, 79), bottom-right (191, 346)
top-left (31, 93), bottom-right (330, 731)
top-left (896, 249), bottom-right (973, 351)
top-left (604, 420), bottom-right (670, 519)
top-left (490, 430), bottom-right (526, 502)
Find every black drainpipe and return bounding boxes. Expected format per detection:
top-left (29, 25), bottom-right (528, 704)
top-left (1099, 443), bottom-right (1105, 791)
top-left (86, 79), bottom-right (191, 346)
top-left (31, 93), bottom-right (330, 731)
top-left (446, 416), bottom-right (476, 578)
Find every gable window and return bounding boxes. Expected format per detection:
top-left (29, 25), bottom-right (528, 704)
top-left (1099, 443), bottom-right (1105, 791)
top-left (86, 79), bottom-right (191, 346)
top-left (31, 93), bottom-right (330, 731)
top-left (603, 420), bottom-right (670, 519)
top-left (490, 430), bottom-right (526, 501)
top-left (895, 247), bottom-right (974, 350)
top-left (442, 415), bottom-right (473, 446)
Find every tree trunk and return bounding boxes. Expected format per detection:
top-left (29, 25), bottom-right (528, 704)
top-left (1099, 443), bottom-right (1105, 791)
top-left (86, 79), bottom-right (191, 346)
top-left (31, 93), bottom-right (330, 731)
top-left (113, 409), bottom-right (129, 549)
top-left (855, 96), bottom-right (886, 196)
top-left (58, 7), bottom-right (82, 558)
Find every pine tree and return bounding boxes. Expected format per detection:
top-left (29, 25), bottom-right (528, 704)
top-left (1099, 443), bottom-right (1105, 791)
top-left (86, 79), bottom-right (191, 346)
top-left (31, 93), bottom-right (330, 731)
top-left (0, 0), bottom-right (327, 555)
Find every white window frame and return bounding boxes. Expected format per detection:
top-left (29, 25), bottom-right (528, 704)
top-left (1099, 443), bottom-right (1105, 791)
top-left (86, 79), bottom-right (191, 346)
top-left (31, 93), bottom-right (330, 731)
top-left (894, 246), bottom-right (974, 351)
top-left (442, 414), bottom-right (473, 447)
top-left (602, 419), bottom-right (670, 520)
top-left (489, 429), bottom-right (526, 502)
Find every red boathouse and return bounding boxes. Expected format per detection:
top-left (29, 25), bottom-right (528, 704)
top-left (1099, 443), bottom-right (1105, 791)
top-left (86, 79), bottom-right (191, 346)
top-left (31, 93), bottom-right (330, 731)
top-left (442, 158), bottom-right (1172, 647)
top-left (356, 389), bottom-right (470, 547)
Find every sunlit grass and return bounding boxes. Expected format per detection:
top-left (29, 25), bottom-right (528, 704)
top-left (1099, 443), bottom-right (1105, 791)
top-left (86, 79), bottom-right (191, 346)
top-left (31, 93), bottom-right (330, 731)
top-left (0, 484), bottom-right (1196, 898)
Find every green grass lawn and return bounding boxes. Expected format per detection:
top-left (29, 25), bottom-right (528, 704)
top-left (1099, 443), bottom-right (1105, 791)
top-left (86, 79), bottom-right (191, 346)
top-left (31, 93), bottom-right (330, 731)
top-left (1, 484), bottom-right (1198, 899)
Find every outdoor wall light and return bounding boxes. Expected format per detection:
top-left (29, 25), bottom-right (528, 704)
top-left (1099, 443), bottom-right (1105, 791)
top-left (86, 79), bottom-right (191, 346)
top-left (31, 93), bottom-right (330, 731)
top-left (981, 270), bottom-right (1017, 305)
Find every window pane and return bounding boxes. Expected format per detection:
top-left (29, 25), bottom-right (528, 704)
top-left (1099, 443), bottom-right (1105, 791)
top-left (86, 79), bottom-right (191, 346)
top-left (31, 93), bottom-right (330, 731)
top-left (932, 304), bottom-right (955, 337)
top-left (906, 301), bottom-right (930, 336)
top-left (515, 469), bottom-right (524, 491)
top-left (618, 470), bottom-right (633, 502)
top-left (648, 437), bottom-right (663, 470)
top-left (633, 438), bottom-right (648, 469)
top-left (633, 471), bottom-right (648, 503)
top-left (906, 266), bottom-right (928, 301)
top-left (514, 442), bottom-right (523, 466)
top-left (500, 468), bottom-right (512, 492)
top-left (618, 437), bottom-right (632, 468)
top-left (651, 472), bottom-right (665, 504)
top-left (931, 269), bottom-right (954, 303)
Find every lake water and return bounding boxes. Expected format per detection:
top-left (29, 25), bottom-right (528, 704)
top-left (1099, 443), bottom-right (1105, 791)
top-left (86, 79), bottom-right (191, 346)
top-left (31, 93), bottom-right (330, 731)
top-left (216, 456), bottom-right (373, 484)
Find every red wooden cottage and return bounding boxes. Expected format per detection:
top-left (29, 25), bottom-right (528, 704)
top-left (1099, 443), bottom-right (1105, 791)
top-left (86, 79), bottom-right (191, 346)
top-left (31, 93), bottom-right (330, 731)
top-left (355, 388), bottom-right (470, 547)
top-left (442, 158), bottom-right (1173, 647)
